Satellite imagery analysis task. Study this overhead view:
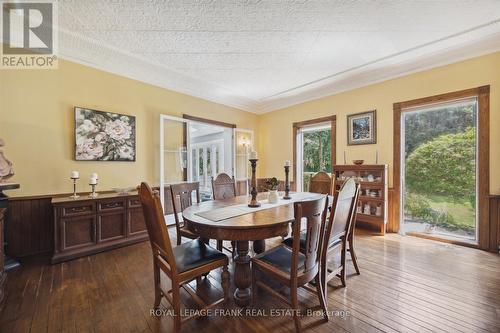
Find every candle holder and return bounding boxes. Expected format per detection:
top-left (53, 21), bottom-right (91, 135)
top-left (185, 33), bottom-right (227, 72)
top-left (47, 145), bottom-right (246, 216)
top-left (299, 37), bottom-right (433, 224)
top-left (283, 165), bottom-right (291, 200)
top-left (89, 183), bottom-right (98, 198)
top-left (69, 177), bottom-right (79, 199)
top-left (248, 158), bottom-right (260, 208)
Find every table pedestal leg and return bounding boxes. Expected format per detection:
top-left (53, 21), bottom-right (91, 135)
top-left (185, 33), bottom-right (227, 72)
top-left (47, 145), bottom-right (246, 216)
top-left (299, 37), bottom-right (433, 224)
top-left (234, 241), bottom-right (251, 307)
top-left (253, 239), bottom-right (265, 254)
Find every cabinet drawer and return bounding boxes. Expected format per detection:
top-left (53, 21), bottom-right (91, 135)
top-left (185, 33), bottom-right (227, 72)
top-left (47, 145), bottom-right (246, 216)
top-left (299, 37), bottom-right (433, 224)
top-left (61, 202), bottom-right (95, 217)
top-left (127, 197), bottom-right (141, 208)
top-left (97, 199), bottom-right (125, 212)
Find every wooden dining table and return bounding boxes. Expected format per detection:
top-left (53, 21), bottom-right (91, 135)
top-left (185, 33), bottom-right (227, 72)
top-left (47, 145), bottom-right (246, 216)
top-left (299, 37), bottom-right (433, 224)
top-left (182, 192), bottom-right (325, 307)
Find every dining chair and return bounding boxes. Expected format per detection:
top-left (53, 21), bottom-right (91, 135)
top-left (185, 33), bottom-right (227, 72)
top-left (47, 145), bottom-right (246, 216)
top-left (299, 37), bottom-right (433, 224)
top-left (251, 196), bottom-right (330, 333)
top-left (170, 182), bottom-right (201, 246)
top-left (138, 182), bottom-right (230, 333)
top-left (308, 171), bottom-right (333, 194)
top-left (321, 178), bottom-right (360, 290)
top-left (211, 173), bottom-right (237, 254)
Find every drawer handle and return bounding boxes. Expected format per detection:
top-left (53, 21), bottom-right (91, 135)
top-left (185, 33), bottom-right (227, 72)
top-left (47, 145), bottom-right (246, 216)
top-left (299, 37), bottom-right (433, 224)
top-left (103, 202), bottom-right (121, 209)
top-left (68, 206), bottom-right (88, 213)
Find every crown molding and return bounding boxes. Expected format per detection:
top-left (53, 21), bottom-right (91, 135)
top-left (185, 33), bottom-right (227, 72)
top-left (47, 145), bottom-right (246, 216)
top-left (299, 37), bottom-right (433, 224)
top-left (55, 22), bottom-right (500, 115)
top-left (57, 28), bottom-right (260, 113)
top-left (255, 27), bottom-right (500, 114)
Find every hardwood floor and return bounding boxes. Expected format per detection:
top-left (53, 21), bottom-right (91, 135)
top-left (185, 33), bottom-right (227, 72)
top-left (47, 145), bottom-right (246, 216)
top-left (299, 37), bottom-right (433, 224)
top-left (1, 230), bottom-right (499, 332)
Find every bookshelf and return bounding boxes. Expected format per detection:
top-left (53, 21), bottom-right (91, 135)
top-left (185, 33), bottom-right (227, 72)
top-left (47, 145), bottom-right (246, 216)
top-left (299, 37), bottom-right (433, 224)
top-left (333, 164), bottom-right (388, 235)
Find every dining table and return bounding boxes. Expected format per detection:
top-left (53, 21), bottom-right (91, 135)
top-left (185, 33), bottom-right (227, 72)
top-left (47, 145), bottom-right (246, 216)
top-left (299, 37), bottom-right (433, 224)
top-left (182, 191), bottom-right (326, 307)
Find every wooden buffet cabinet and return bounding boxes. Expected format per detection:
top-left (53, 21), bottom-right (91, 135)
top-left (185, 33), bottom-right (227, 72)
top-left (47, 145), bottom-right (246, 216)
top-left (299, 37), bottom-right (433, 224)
top-left (51, 192), bottom-right (148, 263)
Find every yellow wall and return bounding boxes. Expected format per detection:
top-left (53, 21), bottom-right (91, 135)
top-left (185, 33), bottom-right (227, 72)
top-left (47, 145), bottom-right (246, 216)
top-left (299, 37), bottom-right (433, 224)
top-left (0, 59), bottom-right (258, 197)
top-left (258, 52), bottom-right (500, 194)
top-left (2, 52), bottom-right (499, 197)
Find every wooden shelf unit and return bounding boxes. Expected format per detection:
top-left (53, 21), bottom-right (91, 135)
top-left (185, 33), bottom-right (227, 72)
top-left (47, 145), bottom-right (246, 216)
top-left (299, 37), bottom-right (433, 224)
top-left (333, 164), bottom-right (388, 235)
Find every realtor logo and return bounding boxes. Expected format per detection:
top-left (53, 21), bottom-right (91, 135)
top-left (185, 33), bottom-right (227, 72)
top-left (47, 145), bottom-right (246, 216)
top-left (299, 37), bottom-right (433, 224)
top-left (1, 1), bottom-right (58, 69)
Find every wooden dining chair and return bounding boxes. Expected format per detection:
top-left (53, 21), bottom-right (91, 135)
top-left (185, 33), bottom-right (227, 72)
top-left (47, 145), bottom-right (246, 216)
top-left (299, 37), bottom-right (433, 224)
top-left (170, 182), bottom-right (201, 246)
top-left (308, 171), bottom-right (333, 194)
top-left (252, 196), bottom-right (330, 333)
top-left (320, 178), bottom-right (360, 290)
top-left (211, 173), bottom-right (237, 200)
top-left (138, 183), bottom-right (230, 333)
top-left (211, 173), bottom-right (237, 254)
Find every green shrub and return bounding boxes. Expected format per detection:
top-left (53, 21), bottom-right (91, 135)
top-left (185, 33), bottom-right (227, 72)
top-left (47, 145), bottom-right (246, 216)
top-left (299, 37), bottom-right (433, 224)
top-left (406, 127), bottom-right (476, 205)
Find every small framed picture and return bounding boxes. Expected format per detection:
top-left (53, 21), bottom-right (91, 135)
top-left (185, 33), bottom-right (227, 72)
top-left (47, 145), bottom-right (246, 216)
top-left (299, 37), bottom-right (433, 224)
top-left (347, 110), bottom-right (377, 145)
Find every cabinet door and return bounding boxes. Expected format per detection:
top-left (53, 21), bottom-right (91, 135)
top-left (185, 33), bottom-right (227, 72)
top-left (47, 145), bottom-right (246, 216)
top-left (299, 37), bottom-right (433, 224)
top-left (127, 197), bottom-right (147, 236)
top-left (97, 212), bottom-right (127, 242)
top-left (61, 216), bottom-right (96, 250)
top-left (127, 208), bottom-right (147, 236)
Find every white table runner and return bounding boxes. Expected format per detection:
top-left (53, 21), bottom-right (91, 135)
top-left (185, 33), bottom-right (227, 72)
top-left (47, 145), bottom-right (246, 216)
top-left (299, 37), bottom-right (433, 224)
top-left (195, 193), bottom-right (320, 222)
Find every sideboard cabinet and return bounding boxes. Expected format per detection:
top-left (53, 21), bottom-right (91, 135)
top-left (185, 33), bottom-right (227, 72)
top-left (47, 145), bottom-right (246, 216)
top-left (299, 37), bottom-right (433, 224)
top-left (52, 192), bottom-right (148, 263)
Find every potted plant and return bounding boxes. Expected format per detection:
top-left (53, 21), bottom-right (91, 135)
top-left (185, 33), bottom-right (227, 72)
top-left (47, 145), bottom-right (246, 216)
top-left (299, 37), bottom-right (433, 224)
top-left (266, 177), bottom-right (280, 203)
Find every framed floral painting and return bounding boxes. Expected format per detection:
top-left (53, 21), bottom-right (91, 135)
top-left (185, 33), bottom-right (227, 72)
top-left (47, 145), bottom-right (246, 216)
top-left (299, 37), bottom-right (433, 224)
top-left (75, 107), bottom-right (136, 161)
top-left (347, 110), bottom-right (377, 145)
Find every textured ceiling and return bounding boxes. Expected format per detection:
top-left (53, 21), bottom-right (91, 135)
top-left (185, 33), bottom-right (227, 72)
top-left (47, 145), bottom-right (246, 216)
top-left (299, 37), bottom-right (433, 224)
top-left (56, 1), bottom-right (500, 113)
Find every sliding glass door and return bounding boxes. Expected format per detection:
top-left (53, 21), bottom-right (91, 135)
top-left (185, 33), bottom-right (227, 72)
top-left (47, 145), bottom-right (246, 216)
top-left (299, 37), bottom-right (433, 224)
top-left (401, 98), bottom-right (478, 241)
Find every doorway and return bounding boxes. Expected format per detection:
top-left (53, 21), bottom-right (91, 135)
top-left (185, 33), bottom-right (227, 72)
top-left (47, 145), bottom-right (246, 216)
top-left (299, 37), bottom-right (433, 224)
top-left (293, 116), bottom-right (336, 192)
top-left (393, 86), bottom-right (490, 248)
top-left (401, 98), bottom-right (478, 240)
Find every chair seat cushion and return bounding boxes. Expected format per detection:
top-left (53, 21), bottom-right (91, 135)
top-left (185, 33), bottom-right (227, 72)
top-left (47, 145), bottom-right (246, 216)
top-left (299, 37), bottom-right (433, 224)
top-left (253, 245), bottom-right (305, 274)
top-left (170, 239), bottom-right (227, 273)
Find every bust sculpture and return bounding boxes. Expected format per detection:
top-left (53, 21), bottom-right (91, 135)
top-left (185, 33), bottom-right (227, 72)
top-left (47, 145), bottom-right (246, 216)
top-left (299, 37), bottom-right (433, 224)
top-left (0, 139), bottom-right (14, 182)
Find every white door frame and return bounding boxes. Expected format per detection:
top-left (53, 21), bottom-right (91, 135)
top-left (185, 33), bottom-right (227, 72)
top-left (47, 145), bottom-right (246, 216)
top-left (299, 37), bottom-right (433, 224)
top-left (159, 114), bottom-right (192, 209)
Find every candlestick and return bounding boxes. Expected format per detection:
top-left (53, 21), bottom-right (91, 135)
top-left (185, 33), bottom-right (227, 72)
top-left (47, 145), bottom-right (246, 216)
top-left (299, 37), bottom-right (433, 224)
top-left (71, 171), bottom-right (79, 179)
top-left (248, 158), bottom-right (260, 207)
top-left (69, 177), bottom-right (79, 199)
top-left (89, 182), bottom-right (98, 198)
top-left (284, 160), bottom-right (290, 167)
top-left (89, 177), bottom-right (98, 198)
top-left (283, 165), bottom-right (291, 200)
top-left (90, 172), bottom-right (98, 180)
top-left (249, 151), bottom-right (258, 160)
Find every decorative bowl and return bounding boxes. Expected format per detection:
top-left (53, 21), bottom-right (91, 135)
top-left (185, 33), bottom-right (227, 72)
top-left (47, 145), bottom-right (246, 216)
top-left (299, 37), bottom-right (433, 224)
top-left (353, 160), bottom-right (364, 165)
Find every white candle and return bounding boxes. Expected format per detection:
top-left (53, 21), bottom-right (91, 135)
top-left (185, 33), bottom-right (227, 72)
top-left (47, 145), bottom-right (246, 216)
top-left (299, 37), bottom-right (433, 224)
top-left (71, 171), bottom-right (79, 179)
top-left (89, 177), bottom-right (97, 185)
top-left (249, 151), bottom-right (258, 160)
top-left (284, 160), bottom-right (291, 167)
top-left (90, 172), bottom-right (98, 180)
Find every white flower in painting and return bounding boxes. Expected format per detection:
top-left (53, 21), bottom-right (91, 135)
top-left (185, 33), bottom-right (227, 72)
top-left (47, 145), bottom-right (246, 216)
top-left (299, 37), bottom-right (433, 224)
top-left (94, 132), bottom-right (107, 143)
top-left (76, 138), bottom-right (104, 160)
top-left (105, 119), bottom-right (132, 141)
top-left (118, 145), bottom-right (134, 160)
top-left (77, 119), bottom-right (99, 136)
top-left (120, 115), bottom-right (130, 123)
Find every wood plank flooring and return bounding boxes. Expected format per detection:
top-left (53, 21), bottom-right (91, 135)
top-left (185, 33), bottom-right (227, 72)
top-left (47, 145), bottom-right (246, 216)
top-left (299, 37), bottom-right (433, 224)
top-left (1, 230), bottom-right (499, 332)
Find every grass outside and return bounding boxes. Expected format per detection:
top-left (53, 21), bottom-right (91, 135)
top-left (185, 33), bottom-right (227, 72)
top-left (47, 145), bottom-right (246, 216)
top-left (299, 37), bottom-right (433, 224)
top-left (405, 192), bottom-right (475, 234)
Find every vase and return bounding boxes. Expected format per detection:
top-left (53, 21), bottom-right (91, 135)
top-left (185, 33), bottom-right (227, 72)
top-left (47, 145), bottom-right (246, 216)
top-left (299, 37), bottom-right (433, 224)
top-left (268, 190), bottom-right (279, 204)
